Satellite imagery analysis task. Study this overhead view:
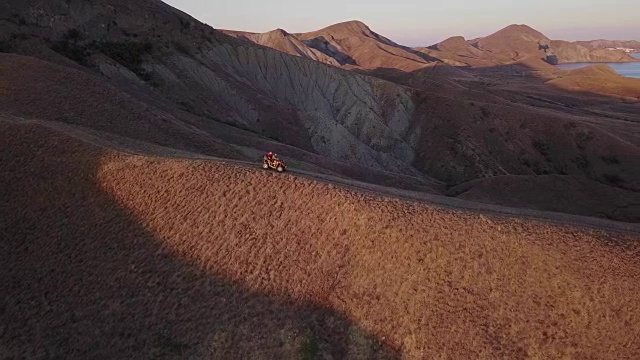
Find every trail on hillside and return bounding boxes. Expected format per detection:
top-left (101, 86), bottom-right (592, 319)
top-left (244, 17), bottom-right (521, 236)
top-left (16, 116), bottom-right (639, 235)
top-left (2, 117), bottom-right (640, 359)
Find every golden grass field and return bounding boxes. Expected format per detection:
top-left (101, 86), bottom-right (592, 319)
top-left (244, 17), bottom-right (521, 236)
top-left (2, 118), bottom-right (640, 359)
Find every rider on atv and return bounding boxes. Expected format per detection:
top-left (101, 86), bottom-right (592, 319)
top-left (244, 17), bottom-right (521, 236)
top-left (263, 151), bottom-right (286, 172)
top-left (266, 152), bottom-right (278, 161)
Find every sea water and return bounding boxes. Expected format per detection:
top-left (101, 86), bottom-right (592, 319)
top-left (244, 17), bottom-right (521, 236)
top-left (555, 53), bottom-right (640, 78)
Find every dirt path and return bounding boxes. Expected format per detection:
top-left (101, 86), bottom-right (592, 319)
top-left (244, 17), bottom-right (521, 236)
top-left (6, 115), bottom-right (639, 235)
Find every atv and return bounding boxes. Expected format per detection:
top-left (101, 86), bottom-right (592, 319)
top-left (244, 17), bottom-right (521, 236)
top-left (263, 156), bottom-right (287, 172)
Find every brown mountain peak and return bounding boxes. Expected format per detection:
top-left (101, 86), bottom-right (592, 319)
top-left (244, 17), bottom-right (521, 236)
top-left (491, 24), bottom-right (550, 41)
top-left (313, 20), bottom-right (374, 37)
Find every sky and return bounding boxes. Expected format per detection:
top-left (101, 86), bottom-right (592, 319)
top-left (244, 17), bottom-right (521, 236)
top-left (163, 0), bottom-right (639, 47)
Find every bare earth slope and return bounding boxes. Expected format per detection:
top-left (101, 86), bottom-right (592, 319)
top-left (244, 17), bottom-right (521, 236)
top-left (2, 118), bottom-right (640, 359)
top-left (220, 28), bottom-right (342, 66)
top-left (296, 20), bottom-right (434, 71)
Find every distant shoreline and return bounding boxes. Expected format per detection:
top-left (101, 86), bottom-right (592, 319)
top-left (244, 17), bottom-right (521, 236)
top-left (555, 54), bottom-right (640, 78)
top-left (556, 53), bottom-right (640, 65)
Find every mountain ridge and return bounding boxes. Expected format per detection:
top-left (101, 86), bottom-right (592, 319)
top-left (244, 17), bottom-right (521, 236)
top-left (1, 0), bottom-right (639, 219)
top-left (220, 22), bottom-right (639, 71)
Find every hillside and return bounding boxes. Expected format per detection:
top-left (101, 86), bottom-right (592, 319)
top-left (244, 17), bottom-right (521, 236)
top-left (575, 39), bottom-right (640, 51)
top-left (0, 52), bottom-right (443, 192)
top-left (474, 24), bottom-right (551, 62)
top-left (219, 22), bottom-right (639, 72)
top-left (220, 28), bottom-right (342, 66)
top-left (223, 20), bottom-right (436, 72)
top-left (1, 0), bottom-right (639, 222)
top-left (2, 117), bottom-right (640, 359)
top-left (415, 36), bottom-right (507, 68)
top-left (3, 1), bottom-right (640, 358)
top-left (548, 64), bottom-right (640, 100)
top-left (295, 20), bottom-right (435, 71)
top-left (551, 40), bottom-right (638, 64)
top-left (449, 175), bottom-right (640, 222)
top-left (471, 24), bottom-right (637, 65)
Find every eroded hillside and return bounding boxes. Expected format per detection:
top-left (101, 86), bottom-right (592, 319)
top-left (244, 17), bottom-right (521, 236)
top-left (1, 0), bottom-right (639, 221)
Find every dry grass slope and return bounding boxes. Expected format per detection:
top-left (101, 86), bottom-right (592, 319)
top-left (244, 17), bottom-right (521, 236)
top-left (2, 119), bottom-right (640, 359)
top-left (548, 65), bottom-right (640, 101)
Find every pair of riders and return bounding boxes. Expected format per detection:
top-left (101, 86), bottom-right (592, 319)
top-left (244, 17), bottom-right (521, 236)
top-left (266, 151), bottom-right (279, 162)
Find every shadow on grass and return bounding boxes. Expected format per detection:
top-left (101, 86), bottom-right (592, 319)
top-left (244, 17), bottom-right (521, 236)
top-left (0, 121), bottom-right (399, 359)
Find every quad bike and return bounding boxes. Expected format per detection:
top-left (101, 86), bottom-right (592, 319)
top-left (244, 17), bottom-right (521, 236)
top-left (263, 156), bottom-right (287, 172)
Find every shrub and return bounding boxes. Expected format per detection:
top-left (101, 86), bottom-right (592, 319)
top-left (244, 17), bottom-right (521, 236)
top-left (572, 155), bottom-right (590, 170)
top-left (532, 139), bottom-right (551, 161)
top-left (602, 155), bottom-right (620, 165)
top-left (98, 41), bottom-right (157, 84)
top-left (63, 28), bottom-right (82, 41)
top-left (576, 130), bottom-right (594, 150)
top-left (50, 37), bottom-right (159, 86)
top-left (300, 327), bottom-right (319, 360)
top-left (51, 39), bottom-right (90, 65)
top-left (0, 41), bottom-right (11, 53)
top-left (10, 33), bottom-right (29, 41)
top-left (603, 173), bottom-right (623, 185)
top-left (99, 41), bottom-right (153, 68)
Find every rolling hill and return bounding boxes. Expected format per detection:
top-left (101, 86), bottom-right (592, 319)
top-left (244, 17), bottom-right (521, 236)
top-left (2, 0), bottom-right (640, 358)
top-left (2, 116), bottom-right (639, 359)
top-left (1, 0), bottom-right (639, 221)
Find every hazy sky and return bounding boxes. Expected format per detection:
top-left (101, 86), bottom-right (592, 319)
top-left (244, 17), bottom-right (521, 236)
top-left (163, 0), bottom-right (639, 46)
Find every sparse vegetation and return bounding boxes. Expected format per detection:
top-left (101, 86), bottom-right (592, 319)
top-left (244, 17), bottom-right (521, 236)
top-left (532, 139), bottom-right (552, 161)
top-left (572, 154), bottom-right (590, 170)
top-left (9, 14), bottom-right (27, 26)
top-left (99, 41), bottom-right (153, 71)
top-left (0, 40), bottom-right (13, 53)
top-left (10, 33), bottom-right (29, 41)
top-left (63, 28), bottom-right (82, 41)
top-left (3, 5), bottom-right (640, 358)
top-left (0, 33), bottom-right (30, 53)
top-left (300, 327), bottom-right (320, 360)
top-left (51, 38), bottom-right (90, 65)
top-left (576, 130), bottom-right (594, 147)
top-left (603, 173), bottom-right (624, 185)
top-left (49, 32), bottom-right (159, 85)
top-left (152, 332), bottom-right (190, 357)
top-left (602, 155), bottom-right (621, 165)
top-left (180, 19), bottom-right (192, 31)
top-left (3, 120), bottom-right (640, 359)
